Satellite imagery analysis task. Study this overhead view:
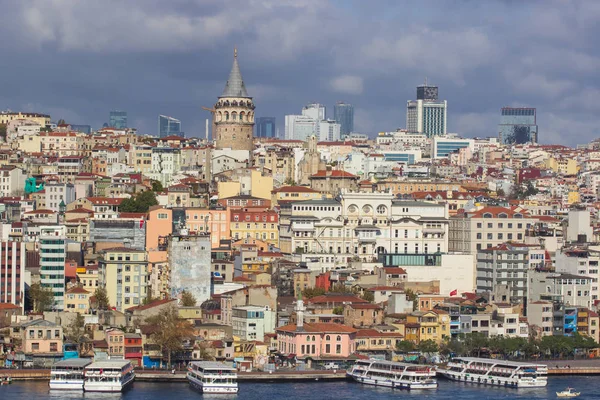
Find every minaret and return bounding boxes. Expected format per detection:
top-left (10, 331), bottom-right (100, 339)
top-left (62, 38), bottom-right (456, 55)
top-left (296, 291), bottom-right (305, 332)
top-left (214, 48), bottom-right (255, 152)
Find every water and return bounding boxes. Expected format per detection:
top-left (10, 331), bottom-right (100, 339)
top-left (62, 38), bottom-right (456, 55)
top-left (1, 377), bottom-right (597, 400)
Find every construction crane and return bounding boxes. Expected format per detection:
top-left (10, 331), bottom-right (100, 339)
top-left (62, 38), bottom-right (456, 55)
top-left (202, 106), bottom-right (216, 142)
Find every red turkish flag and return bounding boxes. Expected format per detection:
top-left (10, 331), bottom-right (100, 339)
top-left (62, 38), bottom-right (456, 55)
top-left (450, 289), bottom-right (458, 296)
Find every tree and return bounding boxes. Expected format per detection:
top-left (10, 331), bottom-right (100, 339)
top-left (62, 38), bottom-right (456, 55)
top-left (65, 313), bottom-right (86, 349)
top-left (301, 287), bottom-right (325, 299)
top-left (29, 283), bottom-right (55, 312)
top-left (496, 188), bottom-right (505, 197)
top-left (463, 332), bottom-right (489, 357)
top-left (0, 124), bottom-right (6, 140)
top-left (404, 289), bottom-right (418, 311)
top-left (145, 305), bottom-right (195, 367)
top-left (332, 306), bottom-right (344, 315)
top-left (94, 287), bottom-right (110, 310)
top-left (396, 340), bottom-right (415, 353)
top-left (361, 291), bottom-right (375, 302)
top-left (417, 339), bottom-right (439, 355)
top-left (181, 290), bottom-right (197, 307)
top-left (120, 191), bottom-right (158, 213)
top-left (151, 180), bottom-right (164, 192)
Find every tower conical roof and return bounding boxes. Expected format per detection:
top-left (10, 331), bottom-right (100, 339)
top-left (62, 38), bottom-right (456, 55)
top-left (221, 48), bottom-right (250, 98)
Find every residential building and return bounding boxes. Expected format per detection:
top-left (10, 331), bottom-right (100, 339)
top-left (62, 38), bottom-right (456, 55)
top-left (405, 310), bottom-right (450, 344)
top-left (333, 102), bottom-right (354, 138)
top-left (0, 111), bottom-right (51, 126)
top-left (124, 333), bottom-right (143, 366)
top-left (106, 328), bottom-right (125, 359)
top-left (449, 206), bottom-right (538, 254)
top-left (0, 240), bottom-right (26, 309)
top-left (431, 136), bottom-right (475, 159)
top-left (343, 303), bottom-right (384, 328)
top-left (276, 322), bottom-right (357, 359)
top-left (0, 166), bottom-right (26, 198)
top-left (232, 305), bottom-right (276, 342)
top-left (99, 248), bottom-right (149, 312)
top-left (498, 107), bottom-right (538, 144)
top-left (230, 208), bottom-right (278, 246)
top-left (168, 233), bottom-right (211, 306)
top-left (44, 182), bottom-right (75, 212)
top-left (309, 168), bottom-right (359, 195)
top-left (19, 319), bottom-right (63, 359)
top-left (64, 287), bottom-right (91, 313)
top-left (39, 226), bottom-right (67, 310)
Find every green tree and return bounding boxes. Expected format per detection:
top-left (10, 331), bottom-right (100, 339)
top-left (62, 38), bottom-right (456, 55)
top-left (301, 287), bottom-right (325, 299)
top-left (120, 191), bottom-right (158, 213)
top-left (94, 287), bottom-right (110, 310)
top-left (396, 340), bottom-right (415, 353)
top-left (29, 283), bottom-right (55, 312)
top-left (404, 289), bottom-right (418, 311)
top-left (0, 124), bottom-right (6, 140)
top-left (181, 290), bottom-right (197, 307)
top-left (361, 291), bottom-right (375, 302)
top-left (332, 306), bottom-right (344, 315)
top-left (463, 332), bottom-right (489, 357)
top-left (417, 339), bottom-right (439, 355)
top-left (151, 180), bottom-right (164, 192)
top-left (65, 313), bottom-right (87, 349)
top-left (145, 305), bottom-right (195, 367)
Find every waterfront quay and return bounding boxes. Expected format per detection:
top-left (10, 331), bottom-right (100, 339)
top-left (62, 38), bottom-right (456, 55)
top-left (0, 368), bottom-right (348, 382)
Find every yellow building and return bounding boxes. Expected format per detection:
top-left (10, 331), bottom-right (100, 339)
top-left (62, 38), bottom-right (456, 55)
top-left (217, 181), bottom-right (242, 199)
top-left (294, 269), bottom-right (314, 297)
top-left (65, 286), bottom-right (92, 313)
top-left (229, 209), bottom-right (279, 246)
top-left (270, 185), bottom-right (321, 207)
top-left (0, 111), bottom-right (51, 126)
top-left (17, 134), bottom-right (42, 153)
top-left (567, 191), bottom-right (581, 205)
top-left (129, 144), bottom-right (153, 174)
top-left (545, 156), bottom-right (578, 176)
top-left (405, 310), bottom-right (450, 344)
top-left (77, 264), bottom-right (99, 291)
top-left (99, 248), bottom-right (148, 312)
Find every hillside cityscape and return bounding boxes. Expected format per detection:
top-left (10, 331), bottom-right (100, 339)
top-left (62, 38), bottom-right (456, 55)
top-left (0, 46), bottom-right (599, 374)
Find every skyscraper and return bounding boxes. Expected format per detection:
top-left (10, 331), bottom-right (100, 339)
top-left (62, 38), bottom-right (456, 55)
top-left (109, 110), bottom-right (128, 129)
top-left (255, 117), bottom-right (276, 138)
top-left (334, 102), bottom-right (354, 138)
top-left (302, 103), bottom-right (326, 120)
top-left (406, 83), bottom-right (447, 137)
top-left (214, 48), bottom-right (255, 151)
top-left (498, 107), bottom-right (538, 144)
top-left (158, 115), bottom-right (183, 138)
top-left (284, 114), bottom-right (316, 141)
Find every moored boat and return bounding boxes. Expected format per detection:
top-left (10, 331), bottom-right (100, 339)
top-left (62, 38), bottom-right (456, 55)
top-left (84, 360), bottom-right (135, 392)
top-left (347, 359), bottom-right (437, 390)
top-left (50, 358), bottom-right (92, 390)
top-left (187, 361), bottom-right (238, 394)
top-left (438, 357), bottom-right (547, 388)
top-left (557, 387), bottom-right (580, 397)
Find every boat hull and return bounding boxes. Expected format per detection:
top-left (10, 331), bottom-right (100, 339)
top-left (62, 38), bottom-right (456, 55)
top-left (188, 374), bottom-right (239, 394)
top-left (83, 374), bottom-right (135, 392)
top-left (49, 380), bottom-right (85, 390)
top-left (439, 370), bottom-right (547, 388)
top-left (347, 372), bottom-right (437, 390)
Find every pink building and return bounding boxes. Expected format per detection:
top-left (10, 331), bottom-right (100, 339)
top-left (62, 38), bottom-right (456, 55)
top-left (185, 208), bottom-right (230, 248)
top-left (276, 322), bottom-right (357, 359)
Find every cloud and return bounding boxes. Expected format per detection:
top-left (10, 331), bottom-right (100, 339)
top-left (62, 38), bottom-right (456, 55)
top-left (330, 75), bottom-right (364, 95)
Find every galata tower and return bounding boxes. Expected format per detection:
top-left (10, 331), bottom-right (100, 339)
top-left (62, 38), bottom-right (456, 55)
top-left (214, 48), bottom-right (255, 152)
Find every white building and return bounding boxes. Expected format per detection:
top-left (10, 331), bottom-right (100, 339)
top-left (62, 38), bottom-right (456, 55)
top-left (39, 226), bottom-right (67, 311)
top-left (406, 100), bottom-right (447, 137)
top-left (302, 103), bottom-right (326, 120)
top-left (431, 136), bottom-right (475, 159)
top-left (285, 114), bottom-right (316, 141)
top-left (317, 120), bottom-right (341, 142)
top-left (44, 182), bottom-right (75, 212)
top-left (232, 305), bottom-right (276, 342)
top-left (149, 147), bottom-right (182, 186)
top-left (0, 166), bottom-right (26, 198)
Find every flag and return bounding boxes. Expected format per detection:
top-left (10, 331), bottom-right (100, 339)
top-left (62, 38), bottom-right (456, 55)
top-left (139, 219), bottom-right (145, 229)
top-left (450, 289), bottom-right (458, 296)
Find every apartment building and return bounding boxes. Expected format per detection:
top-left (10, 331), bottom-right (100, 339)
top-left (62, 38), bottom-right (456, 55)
top-left (449, 206), bottom-right (538, 254)
top-left (99, 248), bottom-right (149, 312)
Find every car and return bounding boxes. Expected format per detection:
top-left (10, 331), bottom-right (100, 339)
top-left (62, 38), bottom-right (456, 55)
top-left (323, 363), bottom-right (340, 370)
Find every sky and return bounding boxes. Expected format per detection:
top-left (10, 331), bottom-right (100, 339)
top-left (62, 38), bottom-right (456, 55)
top-left (0, 0), bottom-right (599, 146)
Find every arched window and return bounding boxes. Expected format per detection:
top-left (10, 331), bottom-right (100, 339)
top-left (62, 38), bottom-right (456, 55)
top-left (225, 112), bottom-right (229, 121)
top-left (325, 335), bottom-right (331, 341)
top-left (336, 335), bottom-right (342, 342)
top-left (312, 335), bottom-right (316, 341)
top-left (240, 111), bottom-right (246, 122)
top-left (376, 205), bottom-right (387, 214)
top-left (483, 213), bottom-right (492, 218)
top-left (307, 335), bottom-right (311, 342)
top-left (231, 112), bottom-right (237, 121)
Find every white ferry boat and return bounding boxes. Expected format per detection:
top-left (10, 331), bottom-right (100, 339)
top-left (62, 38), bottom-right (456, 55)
top-left (439, 357), bottom-right (547, 388)
top-left (347, 359), bottom-right (438, 390)
top-left (187, 361), bottom-right (238, 394)
top-left (49, 358), bottom-right (93, 390)
top-left (84, 360), bottom-right (135, 392)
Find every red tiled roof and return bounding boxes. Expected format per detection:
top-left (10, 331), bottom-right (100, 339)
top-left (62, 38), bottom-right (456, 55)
top-left (86, 197), bottom-right (124, 206)
top-left (66, 287), bottom-right (90, 294)
top-left (0, 303), bottom-right (19, 310)
top-left (310, 170), bottom-right (358, 179)
top-left (384, 267), bottom-right (407, 275)
top-left (307, 294), bottom-right (368, 304)
top-left (272, 186), bottom-right (318, 193)
top-left (355, 329), bottom-right (403, 338)
top-left (348, 304), bottom-right (382, 310)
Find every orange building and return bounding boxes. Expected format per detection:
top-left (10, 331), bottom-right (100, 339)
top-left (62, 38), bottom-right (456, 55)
top-left (185, 208), bottom-right (230, 248)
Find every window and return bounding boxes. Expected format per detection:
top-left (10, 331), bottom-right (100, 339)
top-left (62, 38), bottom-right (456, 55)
top-left (336, 335), bottom-right (342, 341)
top-left (32, 343), bottom-right (40, 351)
top-left (336, 344), bottom-right (341, 354)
